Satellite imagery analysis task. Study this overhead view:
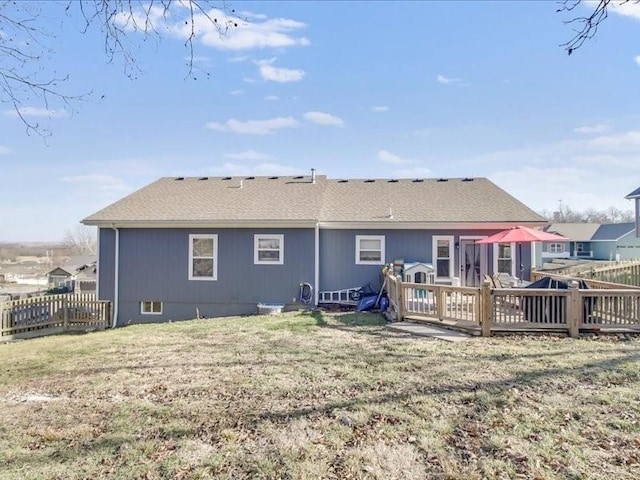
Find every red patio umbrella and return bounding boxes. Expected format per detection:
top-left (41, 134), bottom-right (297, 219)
top-left (475, 226), bottom-right (568, 279)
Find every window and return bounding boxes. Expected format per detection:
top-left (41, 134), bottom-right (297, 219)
top-left (254, 234), bottom-right (284, 265)
top-left (576, 243), bottom-right (584, 252)
top-left (495, 242), bottom-right (515, 276)
top-left (356, 235), bottom-right (385, 265)
top-left (549, 242), bottom-right (563, 253)
top-left (433, 236), bottom-right (454, 280)
top-left (141, 301), bottom-right (162, 315)
top-left (189, 234), bottom-right (218, 280)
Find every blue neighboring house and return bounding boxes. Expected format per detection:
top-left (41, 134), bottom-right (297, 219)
top-left (625, 186), bottom-right (640, 237)
top-left (542, 223), bottom-right (640, 262)
top-left (82, 174), bottom-right (546, 326)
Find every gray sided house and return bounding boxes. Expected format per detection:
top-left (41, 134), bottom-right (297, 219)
top-left (82, 175), bottom-right (546, 326)
top-left (541, 222), bottom-right (640, 261)
top-left (625, 186), bottom-right (640, 237)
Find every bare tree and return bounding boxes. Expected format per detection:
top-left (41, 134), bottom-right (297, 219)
top-left (541, 205), bottom-right (635, 223)
top-left (558, 0), bottom-right (640, 54)
top-left (0, 0), bottom-right (238, 136)
top-left (63, 225), bottom-right (97, 256)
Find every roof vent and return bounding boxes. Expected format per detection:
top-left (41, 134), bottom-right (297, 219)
top-left (245, 176), bottom-right (255, 180)
top-left (437, 178), bottom-right (448, 182)
top-left (462, 177), bottom-right (474, 182)
top-left (412, 179), bottom-right (424, 183)
top-left (222, 177), bottom-right (232, 180)
top-left (199, 177), bottom-right (208, 181)
top-left (269, 176), bottom-right (279, 180)
top-left (364, 179), bottom-right (375, 183)
top-left (388, 179), bottom-right (399, 183)
top-left (338, 180), bottom-right (348, 183)
top-left (294, 175), bottom-right (304, 179)
top-left (175, 177), bottom-right (184, 181)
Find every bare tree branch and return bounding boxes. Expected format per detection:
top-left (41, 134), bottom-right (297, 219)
top-left (558, 0), bottom-right (639, 55)
top-left (0, 0), bottom-right (239, 136)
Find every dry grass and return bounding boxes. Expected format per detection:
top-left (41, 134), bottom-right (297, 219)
top-left (1, 311), bottom-right (639, 479)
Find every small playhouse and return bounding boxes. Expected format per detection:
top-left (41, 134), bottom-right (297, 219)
top-left (401, 262), bottom-right (435, 285)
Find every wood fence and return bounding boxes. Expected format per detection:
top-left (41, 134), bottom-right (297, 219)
top-left (0, 294), bottom-right (111, 340)
top-left (532, 260), bottom-right (640, 287)
top-left (386, 274), bottom-right (640, 337)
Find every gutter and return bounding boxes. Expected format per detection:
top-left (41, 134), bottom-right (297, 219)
top-left (112, 225), bottom-right (120, 329)
top-left (314, 223), bottom-right (320, 306)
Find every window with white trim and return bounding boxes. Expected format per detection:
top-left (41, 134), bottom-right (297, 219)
top-left (549, 242), bottom-right (563, 253)
top-left (496, 243), bottom-right (514, 275)
top-left (254, 234), bottom-right (284, 265)
top-left (189, 234), bottom-right (218, 280)
top-left (356, 235), bottom-right (385, 265)
top-left (141, 301), bottom-right (162, 315)
top-left (433, 236), bottom-right (454, 280)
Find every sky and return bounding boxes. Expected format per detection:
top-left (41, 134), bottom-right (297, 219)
top-left (1, 0), bottom-right (640, 242)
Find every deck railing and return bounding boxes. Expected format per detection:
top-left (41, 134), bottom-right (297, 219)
top-left (1, 294), bottom-right (111, 339)
top-left (385, 273), bottom-right (640, 337)
top-left (532, 260), bottom-right (640, 287)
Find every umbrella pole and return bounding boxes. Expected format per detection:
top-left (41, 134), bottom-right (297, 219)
top-left (519, 243), bottom-right (524, 284)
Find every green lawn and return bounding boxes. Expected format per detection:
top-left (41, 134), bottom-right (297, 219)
top-left (1, 312), bottom-right (639, 479)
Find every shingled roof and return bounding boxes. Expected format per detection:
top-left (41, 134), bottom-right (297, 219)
top-left (82, 175), bottom-right (546, 226)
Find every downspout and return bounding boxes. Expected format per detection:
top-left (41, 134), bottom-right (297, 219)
top-left (112, 225), bottom-right (120, 329)
top-left (314, 222), bottom-right (320, 306)
top-left (636, 198), bottom-right (640, 238)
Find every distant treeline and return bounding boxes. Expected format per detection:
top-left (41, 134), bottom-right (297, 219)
top-left (539, 206), bottom-right (635, 224)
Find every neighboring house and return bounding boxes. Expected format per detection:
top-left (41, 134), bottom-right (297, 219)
top-left (542, 223), bottom-right (640, 261)
top-left (47, 255), bottom-right (97, 292)
top-left (625, 186), bottom-right (640, 237)
top-left (82, 174), bottom-right (546, 325)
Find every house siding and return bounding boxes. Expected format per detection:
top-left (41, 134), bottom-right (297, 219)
top-left (615, 231), bottom-right (640, 260)
top-left (319, 228), bottom-right (518, 291)
top-left (98, 228), bottom-right (115, 301)
top-left (103, 228), bottom-right (315, 325)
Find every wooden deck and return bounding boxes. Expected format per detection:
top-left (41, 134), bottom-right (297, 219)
top-left (385, 273), bottom-right (640, 337)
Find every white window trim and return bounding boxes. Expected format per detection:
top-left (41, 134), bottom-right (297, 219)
top-left (189, 234), bottom-right (218, 281)
top-left (355, 235), bottom-right (385, 265)
top-left (140, 301), bottom-right (163, 315)
top-left (493, 242), bottom-right (517, 278)
top-left (254, 234), bottom-right (285, 265)
top-left (433, 235), bottom-right (454, 281)
top-left (549, 242), bottom-right (563, 253)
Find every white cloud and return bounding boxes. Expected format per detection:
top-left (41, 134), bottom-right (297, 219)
top-left (264, 95), bottom-right (279, 101)
top-left (170, 9), bottom-right (311, 51)
top-left (224, 150), bottom-right (273, 161)
top-left (635, 55), bottom-right (640, 66)
top-left (230, 89), bottom-right (244, 96)
top-left (573, 123), bottom-right (611, 134)
top-left (228, 55), bottom-right (250, 63)
top-left (371, 106), bottom-right (389, 112)
top-left (206, 116), bottom-right (299, 135)
top-left (437, 74), bottom-right (461, 85)
top-left (257, 58), bottom-right (305, 82)
top-left (0, 145), bottom-right (13, 155)
top-left (609, 1), bottom-right (640, 21)
top-left (587, 130), bottom-right (640, 150)
top-left (60, 174), bottom-right (128, 192)
top-left (303, 111), bottom-right (344, 127)
top-left (186, 55), bottom-right (212, 66)
top-left (377, 150), bottom-right (417, 165)
top-left (463, 130), bottom-right (640, 213)
top-left (4, 107), bottom-right (68, 118)
top-left (206, 162), bottom-right (302, 176)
